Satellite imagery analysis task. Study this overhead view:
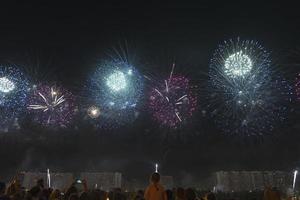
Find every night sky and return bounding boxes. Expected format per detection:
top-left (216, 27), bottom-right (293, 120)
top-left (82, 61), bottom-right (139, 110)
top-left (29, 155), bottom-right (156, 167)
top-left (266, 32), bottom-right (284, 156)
top-left (0, 2), bottom-right (300, 184)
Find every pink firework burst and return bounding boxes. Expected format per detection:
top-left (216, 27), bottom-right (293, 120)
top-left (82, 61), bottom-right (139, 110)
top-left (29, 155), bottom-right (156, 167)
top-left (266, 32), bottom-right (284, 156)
top-left (149, 67), bottom-right (197, 128)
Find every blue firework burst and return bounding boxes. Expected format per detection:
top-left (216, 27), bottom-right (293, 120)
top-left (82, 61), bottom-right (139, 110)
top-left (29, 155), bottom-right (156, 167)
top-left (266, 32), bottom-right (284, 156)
top-left (86, 59), bottom-right (143, 128)
top-left (0, 64), bottom-right (30, 131)
top-left (208, 39), bottom-right (291, 136)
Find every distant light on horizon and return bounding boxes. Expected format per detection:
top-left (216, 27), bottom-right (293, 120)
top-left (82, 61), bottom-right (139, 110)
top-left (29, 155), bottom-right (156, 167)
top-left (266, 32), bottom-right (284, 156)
top-left (293, 170), bottom-right (298, 190)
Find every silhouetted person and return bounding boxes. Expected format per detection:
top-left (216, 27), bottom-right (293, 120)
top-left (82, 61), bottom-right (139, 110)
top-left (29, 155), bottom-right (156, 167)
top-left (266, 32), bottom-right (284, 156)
top-left (271, 187), bottom-right (281, 200)
top-left (206, 193), bottom-right (216, 200)
top-left (175, 188), bottom-right (185, 200)
top-left (28, 186), bottom-right (41, 200)
top-left (65, 182), bottom-right (78, 200)
top-left (165, 190), bottom-right (173, 200)
top-left (135, 190), bottom-right (145, 200)
top-left (49, 189), bottom-right (61, 200)
top-left (69, 194), bottom-right (79, 200)
top-left (79, 192), bottom-right (89, 200)
top-left (263, 186), bottom-right (272, 200)
top-left (184, 188), bottom-right (196, 200)
top-left (36, 179), bottom-right (44, 190)
top-left (0, 182), bottom-right (10, 200)
top-left (144, 173), bottom-right (167, 200)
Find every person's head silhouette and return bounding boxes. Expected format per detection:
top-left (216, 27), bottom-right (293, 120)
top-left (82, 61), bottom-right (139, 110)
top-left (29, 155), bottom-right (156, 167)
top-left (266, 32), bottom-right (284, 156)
top-left (150, 172), bottom-right (160, 184)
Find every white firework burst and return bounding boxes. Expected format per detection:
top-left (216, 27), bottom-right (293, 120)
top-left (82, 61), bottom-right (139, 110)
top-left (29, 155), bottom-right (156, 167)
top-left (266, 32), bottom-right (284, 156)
top-left (208, 38), bottom-right (291, 136)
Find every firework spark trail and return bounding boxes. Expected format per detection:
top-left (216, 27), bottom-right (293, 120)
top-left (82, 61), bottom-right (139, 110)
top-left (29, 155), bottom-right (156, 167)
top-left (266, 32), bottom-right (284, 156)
top-left (55, 95), bottom-right (66, 106)
top-left (154, 89), bottom-right (164, 97)
top-left (177, 94), bottom-right (187, 102)
top-left (175, 112), bottom-right (182, 122)
top-left (165, 80), bottom-right (169, 93)
top-left (143, 75), bottom-right (151, 81)
top-left (169, 63), bottom-right (175, 81)
top-left (39, 92), bottom-right (49, 105)
top-left (165, 96), bottom-right (170, 102)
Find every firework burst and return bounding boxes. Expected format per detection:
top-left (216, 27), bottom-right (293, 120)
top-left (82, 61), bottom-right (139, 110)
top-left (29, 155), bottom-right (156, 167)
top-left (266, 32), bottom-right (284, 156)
top-left (208, 39), bottom-right (291, 136)
top-left (87, 105), bottom-right (101, 119)
top-left (0, 64), bottom-right (30, 131)
top-left (148, 64), bottom-right (197, 128)
top-left (87, 59), bottom-right (143, 127)
top-left (27, 84), bottom-right (76, 127)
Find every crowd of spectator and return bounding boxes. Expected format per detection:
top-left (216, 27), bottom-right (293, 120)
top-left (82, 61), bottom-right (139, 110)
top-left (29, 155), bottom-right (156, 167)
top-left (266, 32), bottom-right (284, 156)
top-left (0, 173), bottom-right (290, 200)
